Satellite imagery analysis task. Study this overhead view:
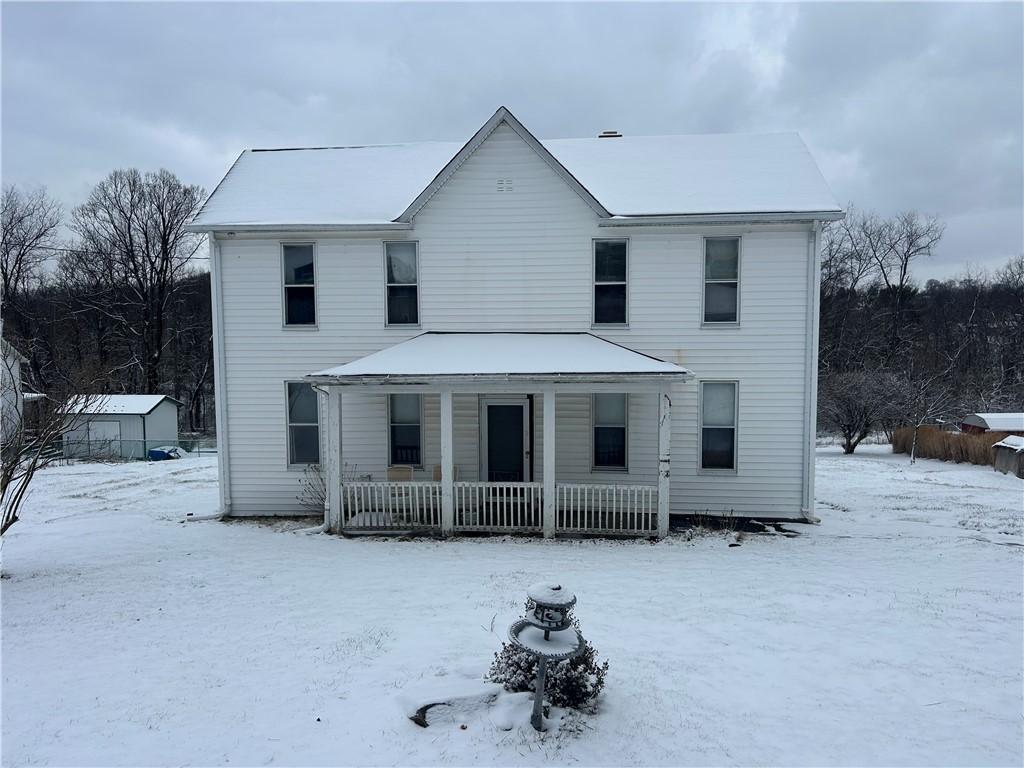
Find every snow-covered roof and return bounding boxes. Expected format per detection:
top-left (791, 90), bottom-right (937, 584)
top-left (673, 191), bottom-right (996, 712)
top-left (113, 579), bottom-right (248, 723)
top-left (307, 332), bottom-right (689, 384)
top-left (993, 435), bottom-right (1024, 454)
top-left (191, 107), bottom-right (841, 230)
top-left (69, 394), bottom-right (182, 416)
top-left (963, 413), bottom-right (1024, 432)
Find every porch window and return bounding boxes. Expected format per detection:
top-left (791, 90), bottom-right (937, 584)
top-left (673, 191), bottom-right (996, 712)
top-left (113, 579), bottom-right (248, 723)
top-left (700, 381), bottom-right (737, 470)
top-left (283, 243), bottom-right (316, 326)
top-left (389, 393), bottom-right (422, 465)
top-left (592, 393), bottom-right (627, 469)
top-left (385, 242), bottom-right (419, 325)
top-left (286, 382), bottom-right (319, 464)
top-left (594, 239), bottom-right (627, 325)
top-left (703, 237), bottom-right (740, 323)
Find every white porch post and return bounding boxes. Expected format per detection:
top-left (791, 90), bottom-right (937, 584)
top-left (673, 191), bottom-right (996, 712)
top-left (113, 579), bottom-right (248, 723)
top-left (326, 387), bottom-right (342, 533)
top-left (657, 385), bottom-right (672, 538)
top-left (542, 389), bottom-right (556, 538)
top-left (440, 389), bottom-right (455, 536)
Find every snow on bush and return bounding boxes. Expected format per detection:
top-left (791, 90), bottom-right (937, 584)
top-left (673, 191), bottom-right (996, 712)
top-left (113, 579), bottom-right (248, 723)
top-left (486, 603), bottom-right (608, 711)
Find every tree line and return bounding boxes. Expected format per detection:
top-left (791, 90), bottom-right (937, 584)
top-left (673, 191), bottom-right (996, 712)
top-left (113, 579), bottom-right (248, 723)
top-left (818, 208), bottom-right (1023, 455)
top-left (1, 172), bottom-right (213, 435)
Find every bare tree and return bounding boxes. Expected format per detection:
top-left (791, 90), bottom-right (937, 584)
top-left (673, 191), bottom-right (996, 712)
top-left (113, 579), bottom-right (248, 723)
top-left (1, 185), bottom-right (61, 301)
top-left (62, 169), bottom-right (204, 393)
top-left (818, 370), bottom-right (899, 454)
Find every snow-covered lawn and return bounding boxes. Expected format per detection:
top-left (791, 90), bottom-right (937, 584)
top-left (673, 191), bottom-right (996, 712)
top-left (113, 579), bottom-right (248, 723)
top-left (2, 447), bottom-right (1021, 766)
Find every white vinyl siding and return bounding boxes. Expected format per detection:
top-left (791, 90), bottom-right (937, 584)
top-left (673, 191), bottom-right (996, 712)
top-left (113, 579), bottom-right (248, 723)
top-left (215, 121), bottom-right (814, 518)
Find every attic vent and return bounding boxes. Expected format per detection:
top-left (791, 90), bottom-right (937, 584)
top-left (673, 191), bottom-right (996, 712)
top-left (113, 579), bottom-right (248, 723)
top-left (598, 130), bottom-right (622, 138)
top-left (496, 178), bottom-right (513, 192)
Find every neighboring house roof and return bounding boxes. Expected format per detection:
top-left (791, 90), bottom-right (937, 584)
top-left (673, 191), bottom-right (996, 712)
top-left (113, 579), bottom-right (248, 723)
top-left (68, 394), bottom-right (183, 416)
top-left (962, 413), bottom-right (1024, 432)
top-left (307, 332), bottom-right (690, 384)
top-left (190, 106), bottom-right (842, 231)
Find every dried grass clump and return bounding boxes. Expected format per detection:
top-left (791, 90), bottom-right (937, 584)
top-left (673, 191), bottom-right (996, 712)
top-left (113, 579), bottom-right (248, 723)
top-left (891, 426), bottom-right (1009, 466)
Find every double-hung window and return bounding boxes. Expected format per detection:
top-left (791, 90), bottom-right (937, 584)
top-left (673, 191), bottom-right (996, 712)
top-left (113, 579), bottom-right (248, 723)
top-left (594, 239), bottom-right (627, 325)
top-left (283, 243), bottom-right (316, 326)
top-left (592, 393), bottom-right (627, 469)
top-left (286, 382), bottom-right (320, 465)
top-left (700, 381), bottom-right (737, 470)
top-left (389, 394), bottom-right (422, 465)
top-left (703, 237), bottom-right (740, 323)
top-left (385, 242), bottom-right (419, 325)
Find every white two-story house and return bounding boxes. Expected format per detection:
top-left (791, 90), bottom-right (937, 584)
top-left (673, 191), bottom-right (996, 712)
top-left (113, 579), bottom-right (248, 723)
top-left (188, 107), bottom-right (842, 538)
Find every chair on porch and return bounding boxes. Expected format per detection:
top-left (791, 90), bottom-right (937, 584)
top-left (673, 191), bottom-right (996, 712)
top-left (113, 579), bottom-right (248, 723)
top-left (387, 465), bottom-right (415, 482)
top-left (431, 464), bottom-right (459, 482)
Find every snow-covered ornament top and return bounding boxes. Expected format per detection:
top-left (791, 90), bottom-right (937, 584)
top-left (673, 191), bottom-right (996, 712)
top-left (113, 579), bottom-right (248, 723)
top-left (526, 582), bottom-right (576, 631)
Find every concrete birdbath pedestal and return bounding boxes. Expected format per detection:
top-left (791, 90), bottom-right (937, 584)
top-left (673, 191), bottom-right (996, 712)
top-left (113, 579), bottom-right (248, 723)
top-left (508, 582), bottom-right (584, 732)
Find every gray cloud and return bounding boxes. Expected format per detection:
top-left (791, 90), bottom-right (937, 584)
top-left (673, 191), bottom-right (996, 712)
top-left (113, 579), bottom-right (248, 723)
top-left (2, 1), bottom-right (1021, 279)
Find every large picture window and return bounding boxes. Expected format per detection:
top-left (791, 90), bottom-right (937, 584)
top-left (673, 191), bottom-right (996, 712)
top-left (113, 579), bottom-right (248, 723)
top-left (592, 393), bottom-right (627, 469)
top-left (700, 381), bottom-right (737, 470)
top-left (283, 243), bottom-right (316, 326)
top-left (389, 393), bottom-right (422, 465)
top-left (385, 242), bottom-right (419, 325)
top-left (593, 239), bottom-right (627, 325)
top-left (287, 382), bottom-right (319, 464)
top-left (703, 237), bottom-right (740, 324)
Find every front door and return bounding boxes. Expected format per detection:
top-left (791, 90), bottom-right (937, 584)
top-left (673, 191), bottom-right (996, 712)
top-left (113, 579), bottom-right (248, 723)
top-left (484, 401), bottom-right (528, 482)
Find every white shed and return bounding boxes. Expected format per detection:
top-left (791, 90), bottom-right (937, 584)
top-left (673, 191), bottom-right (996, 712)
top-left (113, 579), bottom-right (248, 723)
top-left (63, 395), bottom-right (182, 460)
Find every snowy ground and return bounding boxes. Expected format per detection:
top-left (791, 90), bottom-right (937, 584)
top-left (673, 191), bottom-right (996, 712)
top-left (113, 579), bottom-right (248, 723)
top-left (2, 447), bottom-right (1022, 766)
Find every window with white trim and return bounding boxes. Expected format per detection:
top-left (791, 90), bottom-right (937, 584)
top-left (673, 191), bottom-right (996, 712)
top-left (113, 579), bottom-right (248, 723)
top-left (389, 393), bottom-right (422, 465)
top-left (385, 241), bottom-right (419, 325)
top-left (592, 393), bottom-right (627, 469)
top-left (283, 243), bottom-right (316, 326)
top-left (703, 237), bottom-right (739, 323)
top-left (700, 381), bottom-right (737, 470)
top-left (594, 239), bottom-right (627, 325)
top-left (287, 382), bottom-right (319, 464)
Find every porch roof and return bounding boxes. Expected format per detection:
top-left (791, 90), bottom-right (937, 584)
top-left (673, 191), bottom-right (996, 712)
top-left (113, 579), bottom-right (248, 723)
top-left (306, 332), bottom-right (690, 386)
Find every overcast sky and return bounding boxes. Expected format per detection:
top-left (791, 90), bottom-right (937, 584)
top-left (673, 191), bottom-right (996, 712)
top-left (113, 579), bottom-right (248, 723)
top-left (2, 2), bottom-right (1021, 279)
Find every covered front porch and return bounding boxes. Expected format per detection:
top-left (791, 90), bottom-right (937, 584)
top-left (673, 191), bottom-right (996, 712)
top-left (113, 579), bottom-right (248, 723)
top-left (306, 333), bottom-right (691, 538)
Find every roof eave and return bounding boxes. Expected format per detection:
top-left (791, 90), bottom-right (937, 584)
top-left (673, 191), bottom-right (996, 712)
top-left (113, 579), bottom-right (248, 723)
top-left (598, 210), bottom-right (845, 227)
top-left (186, 222), bottom-right (414, 234)
top-left (304, 371), bottom-right (691, 387)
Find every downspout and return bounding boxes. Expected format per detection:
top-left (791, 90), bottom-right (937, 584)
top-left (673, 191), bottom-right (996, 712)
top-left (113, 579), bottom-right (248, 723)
top-left (802, 221), bottom-right (822, 522)
top-left (209, 232), bottom-right (232, 518)
top-left (142, 414), bottom-right (147, 460)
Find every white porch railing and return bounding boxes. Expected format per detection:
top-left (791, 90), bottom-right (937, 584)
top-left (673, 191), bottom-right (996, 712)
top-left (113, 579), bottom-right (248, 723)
top-left (556, 483), bottom-right (658, 535)
top-left (341, 481), bottom-right (442, 531)
top-left (454, 481), bottom-right (543, 532)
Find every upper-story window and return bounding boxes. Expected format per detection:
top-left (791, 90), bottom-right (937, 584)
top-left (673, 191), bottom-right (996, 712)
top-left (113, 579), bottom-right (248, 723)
top-left (385, 241), bottom-right (419, 326)
top-left (592, 393), bottom-right (628, 469)
top-left (700, 381), bottom-right (737, 470)
top-left (283, 243), bottom-right (316, 326)
top-left (286, 381), bottom-right (320, 465)
top-left (703, 237), bottom-right (740, 324)
top-left (594, 239), bottom-right (627, 325)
